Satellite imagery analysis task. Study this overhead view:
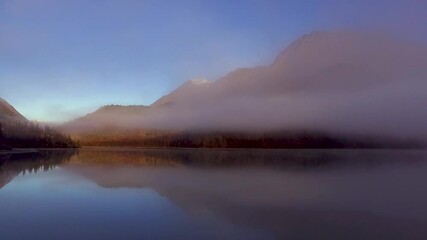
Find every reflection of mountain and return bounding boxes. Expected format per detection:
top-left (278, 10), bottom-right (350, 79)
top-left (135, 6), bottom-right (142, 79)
top-left (65, 149), bottom-right (427, 239)
top-left (0, 170), bottom-right (15, 189)
top-left (0, 150), bottom-right (77, 189)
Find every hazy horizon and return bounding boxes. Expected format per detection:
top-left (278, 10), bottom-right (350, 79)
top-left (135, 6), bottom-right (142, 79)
top-left (1, 0), bottom-right (427, 122)
top-left (2, 2), bottom-right (427, 239)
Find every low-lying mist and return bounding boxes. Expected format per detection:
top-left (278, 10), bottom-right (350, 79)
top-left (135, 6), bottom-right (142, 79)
top-left (63, 31), bottom-right (427, 142)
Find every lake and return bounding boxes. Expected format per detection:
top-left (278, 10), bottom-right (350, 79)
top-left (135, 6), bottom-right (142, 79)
top-left (1, 148), bottom-right (427, 240)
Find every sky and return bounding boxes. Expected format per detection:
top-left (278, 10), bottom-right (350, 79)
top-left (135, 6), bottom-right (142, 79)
top-left (0, 0), bottom-right (426, 122)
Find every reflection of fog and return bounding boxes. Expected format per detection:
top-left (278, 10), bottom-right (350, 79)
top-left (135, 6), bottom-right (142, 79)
top-left (65, 148), bottom-right (427, 240)
top-left (0, 150), bottom-right (77, 189)
top-left (69, 147), bottom-right (425, 169)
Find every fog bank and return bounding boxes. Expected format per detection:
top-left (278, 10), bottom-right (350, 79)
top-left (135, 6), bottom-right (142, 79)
top-left (63, 32), bottom-right (427, 141)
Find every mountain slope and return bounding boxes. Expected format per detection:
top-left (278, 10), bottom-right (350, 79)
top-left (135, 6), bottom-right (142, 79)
top-left (62, 31), bottom-right (427, 145)
top-left (61, 104), bottom-right (150, 133)
top-left (152, 79), bottom-right (211, 107)
top-left (206, 31), bottom-right (427, 98)
top-left (0, 98), bottom-right (26, 122)
top-left (145, 31), bottom-right (427, 106)
top-left (0, 97), bottom-right (77, 148)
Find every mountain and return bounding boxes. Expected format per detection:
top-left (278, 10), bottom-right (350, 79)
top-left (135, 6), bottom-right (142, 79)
top-left (62, 79), bottom-right (211, 134)
top-left (61, 31), bottom-right (427, 147)
top-left (0, 98), bottom-right (26, 122)
top-left (0, 97), bottom-right (77, 149)
top-left (203, 31), bottom-right (426, 99)
top-left (61, 104), bottom-right (150, 133)
top-left (152, 79), bottom-right (211, 107)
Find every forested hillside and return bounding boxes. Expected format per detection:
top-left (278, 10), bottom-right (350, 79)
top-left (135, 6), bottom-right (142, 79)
top-left (0, 121), bottom-right (77, 149)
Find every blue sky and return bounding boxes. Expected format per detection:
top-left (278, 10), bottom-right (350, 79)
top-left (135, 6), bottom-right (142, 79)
top-left (0, 0), bottom-right (426, 122)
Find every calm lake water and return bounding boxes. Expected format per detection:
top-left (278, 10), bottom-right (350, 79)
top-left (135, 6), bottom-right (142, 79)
top-left (1, 148), bottom-right (427, 240)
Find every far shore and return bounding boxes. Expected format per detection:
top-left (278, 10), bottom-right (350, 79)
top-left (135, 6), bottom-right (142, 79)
top-left (0, 146), bottom-right (425, 154)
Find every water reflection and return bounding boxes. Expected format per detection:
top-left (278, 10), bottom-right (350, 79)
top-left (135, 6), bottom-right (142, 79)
top-left (69, 147), bottom-right (425, 169)
top-left (66, 148), bottom-right (427, 240)
top-left (0, 150), bottom-right (76, 188)
top-left (1, 148), bottom-right (427, 240)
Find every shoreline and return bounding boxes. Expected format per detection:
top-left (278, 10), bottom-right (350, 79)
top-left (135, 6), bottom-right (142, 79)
top-left (0, 149), bottom-right (39, 155)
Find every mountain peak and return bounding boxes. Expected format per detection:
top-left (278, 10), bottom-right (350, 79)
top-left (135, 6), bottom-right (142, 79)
top-left (288, 31), bottom-right (331, 46)
top-left (185, 78), bottom-right (210, 86)
top-left (152, 78), bottom-right (211, 107)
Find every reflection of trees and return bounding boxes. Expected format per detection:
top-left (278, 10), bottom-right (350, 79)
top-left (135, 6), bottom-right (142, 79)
top-left (71, 148), bottom-right (424, 169)
top-left (0, 150), bottom-right (78, 188)
top-left (66, 149), bottom-right (427, 240)
top-left (72, 148), bottom-right (340, 168)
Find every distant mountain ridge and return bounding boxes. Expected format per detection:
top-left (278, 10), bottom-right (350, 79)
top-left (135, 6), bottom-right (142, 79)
top-left (61, 31), bottom-right (427, 147)
top-left (147, 31), bottom-right (427, 105)
top-left (152, 79), bottom-right (211, 107)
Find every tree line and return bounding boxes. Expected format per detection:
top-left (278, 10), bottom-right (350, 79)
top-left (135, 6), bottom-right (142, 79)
top-left (0, 121), bottom-right (78, 149)
top-left (74, 130), bottom-right (423, 149)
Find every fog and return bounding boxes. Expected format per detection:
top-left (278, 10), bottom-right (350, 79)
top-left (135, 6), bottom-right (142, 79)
top-left (64, 31), bottom-right (427, 141)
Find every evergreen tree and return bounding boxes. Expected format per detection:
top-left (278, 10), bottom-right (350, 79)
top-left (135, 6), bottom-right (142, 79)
top-left (0, 123), bottom-right (3, 138)
top-left (1, 121), bottom-right (77, 148)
